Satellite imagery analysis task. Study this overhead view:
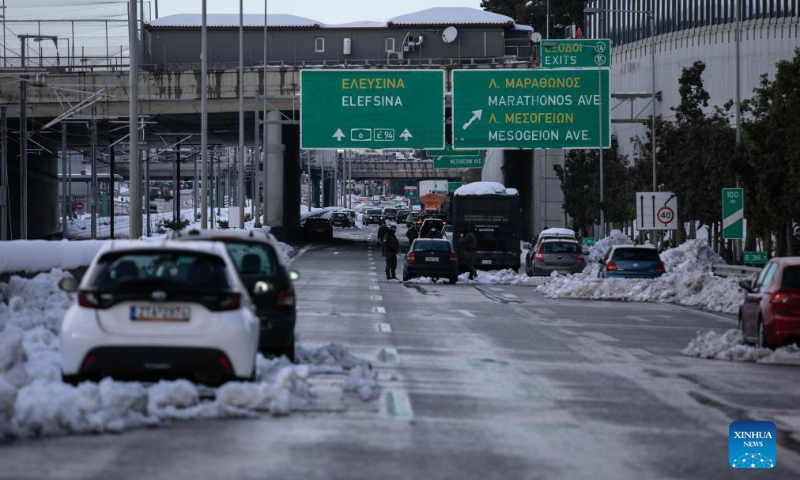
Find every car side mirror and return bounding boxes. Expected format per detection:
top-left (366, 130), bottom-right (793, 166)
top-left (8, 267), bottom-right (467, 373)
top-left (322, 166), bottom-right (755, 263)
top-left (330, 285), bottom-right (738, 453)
top-left (738, 279), bottom-right (753, 292)
top-left (58, 277), bottom-right (79, 293)
top-left (253, 281), bottom-right (272, 295)
top-left (523, 243), bottom-right (532, 250)
top-left (289, 270), bottom-right (301, 282)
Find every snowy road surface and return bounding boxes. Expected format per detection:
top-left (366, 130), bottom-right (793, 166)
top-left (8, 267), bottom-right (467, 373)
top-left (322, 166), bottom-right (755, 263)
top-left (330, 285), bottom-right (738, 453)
top-left (2, 225), bottom-right (800, 479)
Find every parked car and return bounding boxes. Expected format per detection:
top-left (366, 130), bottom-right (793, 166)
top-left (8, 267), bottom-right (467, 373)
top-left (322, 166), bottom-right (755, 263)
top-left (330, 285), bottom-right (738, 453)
top-left (598, 245), bottom-right (665, 279)
top-left (168, 229), bottom-right (299, 361)
top-left (365, 209), bottom-right (384, 225)
top-left (526, 239), bottom-right (585, 276)
top-left (403, 239), bottom-right (459, 283)
top-left (738, 257), bottom-right (800, 348)
top-left (383, 207), bottom-right (398, 221)
top-left (330, 212), bottom-right (353, 228)
top-left (532, 227), bottom-right (577, 253)
top-left (303, 217), bottom-right (334, 240)
top-left (58, 241), bottom-right (260, 386)
top-left (406, 213), bottom-right (421, 227)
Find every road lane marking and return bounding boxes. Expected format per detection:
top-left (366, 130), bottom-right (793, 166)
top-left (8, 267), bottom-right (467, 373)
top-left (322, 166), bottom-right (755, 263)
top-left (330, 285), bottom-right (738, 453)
top-left (382, 390), bottom-right (413, 420)
top-left (369, 272), bottom-right (377, 276)
top-left (369, 267), bottom-right (376, 270)
top-left (490, 287), bottom-right (504, 292)
top-left (372, 306), bottom-right (386, 313)
top-left (376, 323), bottom-right (392, 333)
top-left (501, 293), bottom-right (518, 299)
top-left (454, 310), bottom-right (476, 318)
top-left (535, 308), bottom-right (556, 315)
top-left (627, 315), bottom-right (652, 323)
top-left (286, 245), bottom-right (312, 265)
top-left (369, 285), bottom-right (380, 290)
top-left (377, 347), bottom-right (399, 363)
top-left (584, 332), bottom-right (619, 342)
top-left (371, 295), bottom-right (383, 301)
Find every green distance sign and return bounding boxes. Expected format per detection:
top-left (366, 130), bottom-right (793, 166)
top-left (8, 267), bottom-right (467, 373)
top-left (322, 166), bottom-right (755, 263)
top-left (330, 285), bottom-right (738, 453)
top-left (581, 237), bottom-right (597, 246)
top-left (452, 69), bottom-right (610, 150)
top-left (743, 251), bottom-right (768, 266)
top-left (722, 188), bottom-right (744, 240)
top-left (541, 39), bottom-right (611, 69)
top-left (300, 70), bottom-right (444, 150)
top-left (428, 145), bottom-right (484, 169)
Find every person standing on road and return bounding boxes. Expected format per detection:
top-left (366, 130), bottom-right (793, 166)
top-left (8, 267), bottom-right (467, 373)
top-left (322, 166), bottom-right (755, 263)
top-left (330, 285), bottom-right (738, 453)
top-left (383, 225), bottom-right (400, 280)
top-left (458, 227), bottom-right (478, 280)
top-left (406, 224), bottom-right (420, 247)
top-left (377, 220), bottom-right (389, 247)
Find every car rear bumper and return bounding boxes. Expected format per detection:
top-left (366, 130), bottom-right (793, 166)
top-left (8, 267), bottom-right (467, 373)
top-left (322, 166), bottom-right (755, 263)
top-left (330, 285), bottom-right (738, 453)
top-left (258, 313), bottom-right (296, 348)
top-left (532, 263), bottom-right (585, 276)
top-left (603, 271), bottom-right (664, 279)
top-left (405, 263), bottom-right (458, 278)
top-left (771, 315), bottom-right (800, 344)
top-left (60, 305), bottom-right (258, 379)
top-left (466, 253), bottom-right (520, 271)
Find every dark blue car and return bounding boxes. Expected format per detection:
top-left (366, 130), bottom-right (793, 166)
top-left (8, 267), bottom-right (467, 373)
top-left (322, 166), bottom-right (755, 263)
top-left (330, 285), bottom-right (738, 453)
top-left (598, 246), bottom-right (666, 279)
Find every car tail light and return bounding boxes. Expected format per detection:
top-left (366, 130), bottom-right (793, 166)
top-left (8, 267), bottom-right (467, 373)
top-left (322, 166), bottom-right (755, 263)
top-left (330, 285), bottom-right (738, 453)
top-left (219, 293), bottom-right (242, 311)
top-left (219, 355), bottom-right (232, 373)
top-left (407, 252), bottom-right (416, 264)
top-left (535, 250), bottom-right (544, 263)
top-left (576, 253), bottom-right (585, 264)
top-left (606, 261), bottom-right (618, 271)
top-left (78, 291), bottom-right (99, 308)
top-left (771, 291), bottom-right (791, 305)
top-left (81, 353), bottom-right (97, 371)
top-left (277, 289), bottom-right (296, 308)
top-left (449, 253), bottom-right (457, 263)
top-left (655, 262), bottom-right (666, 273)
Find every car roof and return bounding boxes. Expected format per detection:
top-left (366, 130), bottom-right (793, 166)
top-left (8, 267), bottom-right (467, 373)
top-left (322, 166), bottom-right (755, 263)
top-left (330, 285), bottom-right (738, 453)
top-left (609, 245), bottom-right (657, 251)
top-left (769, 257), bottom-right (800, 266)
top-left (540, 228), bottom-right (575, 236)
top-left (96, 239), bottom-right (230, 257)
top-left (170, 228), bottom-right (278, 244)
top-left (414, 238), bottom-right (449, 242)
top-left (542, 238), bottom-right (579, 243)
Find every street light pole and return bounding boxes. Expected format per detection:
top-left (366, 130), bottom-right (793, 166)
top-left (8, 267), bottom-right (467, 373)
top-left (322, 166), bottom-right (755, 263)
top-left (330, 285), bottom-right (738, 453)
top-left (237, 0), bottom-right (245, 228)
top-left (201, 0), bottom-right (208, 229)
top-left (650, 12), bottom-right (656, 192)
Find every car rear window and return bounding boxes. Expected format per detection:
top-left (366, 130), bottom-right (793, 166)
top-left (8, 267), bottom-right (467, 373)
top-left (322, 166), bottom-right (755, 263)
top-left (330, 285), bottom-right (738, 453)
top-left (782, 267), bottom-right (800, 289)
top-left (223, 241), bottom-right (278, 277)
top-left (367, 210), bottom-right (382, 215)
top-left (612, 248), bottom-right (661, 261)
top-left (306, 218), bottom-right (329, 224)
top-left (89, 251), bottom-right (231, 291)
top-left (542, 242), bottom-right (580, 253)
top-left (413, 241), bottom-right (451, 252)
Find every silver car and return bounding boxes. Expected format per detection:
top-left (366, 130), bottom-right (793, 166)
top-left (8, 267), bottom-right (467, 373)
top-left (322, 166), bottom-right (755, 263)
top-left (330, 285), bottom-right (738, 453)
top-left (526, 239), bottom-right (585, 276)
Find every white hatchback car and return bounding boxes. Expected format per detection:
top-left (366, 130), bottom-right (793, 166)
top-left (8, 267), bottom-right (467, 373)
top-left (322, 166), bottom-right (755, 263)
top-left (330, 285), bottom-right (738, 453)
top-left (59, 240), bottom-right (260, 386)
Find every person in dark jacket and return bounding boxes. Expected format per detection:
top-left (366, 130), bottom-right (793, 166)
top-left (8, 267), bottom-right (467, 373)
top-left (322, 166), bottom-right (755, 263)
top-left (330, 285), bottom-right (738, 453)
top-left (382, 226), bottom-right (400, 280)
top-left (406, 224), bottom-right (420, 246)
top-left (377, 221), bottom-right (389, 247)
top-left (457, 227), bottom-right (478, 280)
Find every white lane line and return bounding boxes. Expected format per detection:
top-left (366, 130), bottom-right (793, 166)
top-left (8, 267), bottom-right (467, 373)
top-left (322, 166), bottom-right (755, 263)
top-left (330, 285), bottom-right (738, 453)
top-left (369, 285), bottom-right (380, 291)
top-left (369, 272), bottom-right (377, 276)
top-left (372, 306), bottom-right (386, 314)
top-left (377, 347), bottom-right (399, 363)
top-left (382, 390), bottom-right (413, 420)
top-left (376, 323), bottom-right (392, 333)
top-left (454, 310), bottom-right (476, 318)
top-left (285, 245), bottom-right (312, 265)
top-left (501, 293), bottom-right (519, 299)
top-left (490, 287), bottom-right (504, 292)
top-left (369, 267), bottom-right (376, 270)
top-left (371, 295), bottom-right (383, 301)
top-left (535, 308), bottom-right (556, 315)
top-left (585, 331), bottom-right (619, 342)
top-left (627, 315), bottom-right (652, 323)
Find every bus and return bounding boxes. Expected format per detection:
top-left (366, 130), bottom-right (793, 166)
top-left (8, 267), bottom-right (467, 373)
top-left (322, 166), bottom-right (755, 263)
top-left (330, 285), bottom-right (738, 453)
top-left (451, 182), bottom-right (521, 272)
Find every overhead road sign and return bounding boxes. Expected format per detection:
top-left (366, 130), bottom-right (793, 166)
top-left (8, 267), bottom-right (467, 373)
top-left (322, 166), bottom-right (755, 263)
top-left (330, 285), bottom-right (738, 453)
top-left (722, 188), bottom-right (744, 240)
top-left (300, 70), bottom-right (445, 150)
top-left (427, 145), bottom-right (484, 169)
top-left (636, 192), bottom-right (678, 231)
top-left (541, 39), bottom-right (611, 69)
top-left (452, 69), bottom-right (610, 150)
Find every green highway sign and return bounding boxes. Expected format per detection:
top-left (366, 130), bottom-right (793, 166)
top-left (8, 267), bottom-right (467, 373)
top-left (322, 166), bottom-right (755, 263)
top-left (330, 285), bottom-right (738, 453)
top-left (743, 251), bottom-right (768, 266)
top-left (428, 145), bottom-right (484, 169)
top-left (300, 70), bottom-right (444, 150)
top-left (541, 39), bottom-right (611, 69)
top-left (452, 69), bottom-right (610, 150)
top-left (581, 237), bottom-right (597, 246)
top-left (448, 182), bottom-right (462, 193)
top-left (722, 188), bottom-right (744, 240)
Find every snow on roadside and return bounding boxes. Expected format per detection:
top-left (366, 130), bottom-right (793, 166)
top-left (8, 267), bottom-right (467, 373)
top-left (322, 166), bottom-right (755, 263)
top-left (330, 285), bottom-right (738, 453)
top-left (538, 239), bottom-right (745, 314)
top-left (0, 271), bottom-right (378, 440)
top-left (682, 329), bottom-right (800, 366)
top-left (406, 269), bottom-right (547, 286)
top-left (0, 240), bottom-right (106, 275)
top-left (587, 229), bottom-right (632, 263)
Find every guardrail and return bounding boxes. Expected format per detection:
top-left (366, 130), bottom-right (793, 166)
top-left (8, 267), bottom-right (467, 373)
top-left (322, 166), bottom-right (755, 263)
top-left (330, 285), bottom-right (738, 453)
top-left (711, 264), bottom-right (762, 278)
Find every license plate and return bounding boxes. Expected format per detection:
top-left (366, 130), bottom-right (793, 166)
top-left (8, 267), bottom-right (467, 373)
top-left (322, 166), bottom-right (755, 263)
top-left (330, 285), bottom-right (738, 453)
top-left (130, 306), bottom-right (190, 322)
top-left (425, 257), bottom-right (440, 262)
top-left (482, 260), bottom-right (492, 265)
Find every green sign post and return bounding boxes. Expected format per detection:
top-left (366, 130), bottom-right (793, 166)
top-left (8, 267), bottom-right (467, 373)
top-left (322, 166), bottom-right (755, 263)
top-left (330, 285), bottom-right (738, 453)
top-left (722, 188), bottom-right (744, 240)
top-left (743, 251), bottom-right (768, 266)
top-left (541, 39), bottom-right (611, 69)
top-left (448, 182), bottom-right (462, 194)
top-left (300, 70), bottom-right (445, 149)
top-left (581, 237), bottom-right (597, 246)
top-left (452, 69), bottom-right (610, 149)
top-left (428, 145), bottom-right (484, 169)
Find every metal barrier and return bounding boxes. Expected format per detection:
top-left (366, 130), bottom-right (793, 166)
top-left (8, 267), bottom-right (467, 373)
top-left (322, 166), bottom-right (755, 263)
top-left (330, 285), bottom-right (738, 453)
top-left (711, 264), bottom-right (762, 278)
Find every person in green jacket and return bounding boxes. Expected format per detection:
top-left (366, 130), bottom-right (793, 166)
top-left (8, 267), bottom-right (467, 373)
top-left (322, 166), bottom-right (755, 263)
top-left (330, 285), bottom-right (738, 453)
top-left (382, 226), bottom-right (400, 280)
top-left (458, 227), bottom-right (478, 280)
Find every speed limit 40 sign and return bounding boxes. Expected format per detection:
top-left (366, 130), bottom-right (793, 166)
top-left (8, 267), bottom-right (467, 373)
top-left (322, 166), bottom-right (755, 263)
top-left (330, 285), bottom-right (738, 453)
top-left (636, 192), bottom-right (679, 230)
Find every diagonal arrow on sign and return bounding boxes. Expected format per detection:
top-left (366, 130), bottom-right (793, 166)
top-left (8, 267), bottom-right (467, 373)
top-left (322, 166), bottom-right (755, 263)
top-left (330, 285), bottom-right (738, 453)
top-left (723, 209), bottom-right (744, 230)
top-left (461, 110), bottom-right (483, 130)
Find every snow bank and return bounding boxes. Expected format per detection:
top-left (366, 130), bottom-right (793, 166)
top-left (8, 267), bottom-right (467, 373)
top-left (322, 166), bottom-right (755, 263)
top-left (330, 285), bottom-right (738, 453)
top-left (454, 182), bottom-right (518, 196)
top-left (0, 240), bottom-right (106, 274)
top-left (538, 239), bottom-right (745, 314)
top-left (0, 272), bottom-right (379, 440)
top-left (682, 329), bottom-right (800, 366)
top-left (587, 229), bottom-right (632, 263)
top-left (407, 269), bottom-right (546, 286)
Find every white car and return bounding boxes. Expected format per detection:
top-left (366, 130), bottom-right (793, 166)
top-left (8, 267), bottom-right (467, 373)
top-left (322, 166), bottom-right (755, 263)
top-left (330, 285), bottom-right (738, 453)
top-left (59, 240), bottom-right (260, 386)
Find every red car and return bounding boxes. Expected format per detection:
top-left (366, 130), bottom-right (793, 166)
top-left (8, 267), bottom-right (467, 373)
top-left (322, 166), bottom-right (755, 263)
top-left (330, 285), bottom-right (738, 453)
top-left (738, 257), bottom-right (800, 348)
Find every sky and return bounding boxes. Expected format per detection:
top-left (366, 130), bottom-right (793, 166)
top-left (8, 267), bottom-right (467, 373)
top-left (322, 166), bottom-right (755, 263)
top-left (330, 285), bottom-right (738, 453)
top-left (156, 0), bottom-right (485, 24)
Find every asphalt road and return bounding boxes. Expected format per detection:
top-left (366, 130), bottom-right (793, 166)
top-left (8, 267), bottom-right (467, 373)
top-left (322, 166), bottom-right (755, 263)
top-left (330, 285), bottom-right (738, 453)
top-left (2, 224), bottom-right (799, 480)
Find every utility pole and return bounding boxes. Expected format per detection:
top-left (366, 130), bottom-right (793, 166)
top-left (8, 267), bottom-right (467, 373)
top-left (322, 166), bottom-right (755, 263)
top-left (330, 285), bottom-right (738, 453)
top-left (253, 94), bottom-right (260, 224)
top-left (0, 105), bottom-right (7, 240)
top-left (193, 148), bottom-right (198, 222)
top-left (200, 0), bottom-right (208, 229)
top-left (174, 137), bottom-right (180, 222)
top-left (90, 100), bottom-right (97, 239)
top-left (109, 146), bottom-right (115, 238)
top-left (237, 0), bottom-right (245, 228)
top-left (598, 60), bottom-right (604, 237)
top-left (734, 0), bottom-right (742, 259)
top-left (145, 146), bottom-right (150, 236)
top-left (61, 122), bottom-right (68, 239)
top-left (261, 0), bottom-right (269, 226)
top-left (128, 0), bottom-right (141, 238)
top-left (19, 75), bottom-right (27, 239)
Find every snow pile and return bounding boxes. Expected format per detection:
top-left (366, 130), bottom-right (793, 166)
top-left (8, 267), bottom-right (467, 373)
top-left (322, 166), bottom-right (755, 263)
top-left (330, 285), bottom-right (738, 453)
top-left (0, 240), bottom-right (106, 274)
top-left (587, 229), bottom-right (632, 263)
top-left (0, 272), bottom-right (379, 440)
top-left (538, 239), bottom-right (745, 314)
top-left (300, 205), bottom-right (326, 221)
top-left (407, 269), bottom-right (546, 286)
top-left (276, 241), bottom-right (295, 263)
top-left (682, 329), bottom-right (800, 366)
top-left (454, 182), bottom-right (518, 197)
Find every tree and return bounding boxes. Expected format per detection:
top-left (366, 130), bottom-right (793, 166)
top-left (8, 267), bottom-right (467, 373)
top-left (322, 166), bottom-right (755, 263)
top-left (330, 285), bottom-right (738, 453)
top-left (480, 0), bottom-right (587, 37)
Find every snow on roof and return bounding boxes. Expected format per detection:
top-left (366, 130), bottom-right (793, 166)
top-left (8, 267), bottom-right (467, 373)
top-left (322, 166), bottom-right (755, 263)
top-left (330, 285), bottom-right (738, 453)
top-left (387, 7), bottom-right (516, 27)
top-left (324, 20), bottom-right (387, 29)
top-left (540, 228), bottom-right (576, 237)
top-left (148, 13), bottom-right (321, 28)
top-left (454, 182), bottom-right (519, 196)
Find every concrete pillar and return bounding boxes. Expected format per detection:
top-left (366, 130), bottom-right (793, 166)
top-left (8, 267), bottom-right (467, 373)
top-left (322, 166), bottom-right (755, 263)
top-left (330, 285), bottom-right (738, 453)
top-left (265, 110), bottom-right (285, 227)
top-left (533, 149), bottom-right (567, 235)
top-left (480, 149), bottom-right (505, 183)
top-left (311, 175), bottom-right (321, 208)
top-left (501, 150), bottom-right (535, 240)
top-left (323, 177), bottom-right (335, 206)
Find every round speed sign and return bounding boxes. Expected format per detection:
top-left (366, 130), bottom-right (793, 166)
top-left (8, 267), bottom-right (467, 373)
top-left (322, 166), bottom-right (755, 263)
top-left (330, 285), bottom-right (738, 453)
top-left (75, 201), bottom-right (85, 211)
top-left (657, 206), bottom-right (675, 226)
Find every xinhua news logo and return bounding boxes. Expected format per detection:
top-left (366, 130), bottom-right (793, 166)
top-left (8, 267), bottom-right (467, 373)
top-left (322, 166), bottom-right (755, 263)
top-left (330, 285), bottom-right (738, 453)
top-left (729, 421), bottom-right (777, 469)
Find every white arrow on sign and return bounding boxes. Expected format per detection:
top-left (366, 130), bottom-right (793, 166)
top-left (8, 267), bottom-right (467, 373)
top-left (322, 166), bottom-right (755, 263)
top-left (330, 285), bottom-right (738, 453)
top-left (400, 129), bottom-right (413, 141)
top-left (462, 110), bottom-right (483, 130)
top-left (332, 129), bottom-right (345, 141)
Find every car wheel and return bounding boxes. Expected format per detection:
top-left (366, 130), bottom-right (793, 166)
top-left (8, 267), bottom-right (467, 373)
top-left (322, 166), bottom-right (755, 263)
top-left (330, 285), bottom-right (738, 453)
top-left (757, 317), bottom-right (772, 349)
top-left (61, 373), bottom-right (83, 386)
top-left (402, 272), bottom-right (410, 281)
top-left (448, 276), bottom-right (458, 284)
